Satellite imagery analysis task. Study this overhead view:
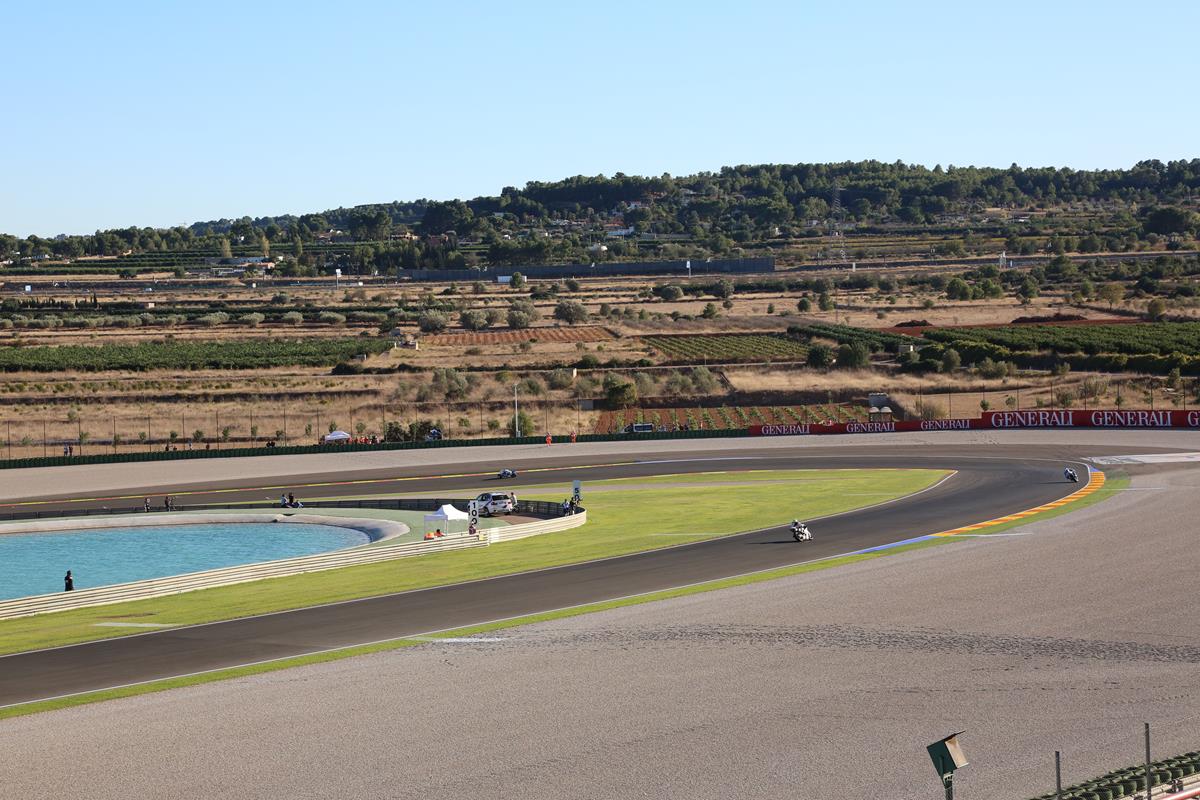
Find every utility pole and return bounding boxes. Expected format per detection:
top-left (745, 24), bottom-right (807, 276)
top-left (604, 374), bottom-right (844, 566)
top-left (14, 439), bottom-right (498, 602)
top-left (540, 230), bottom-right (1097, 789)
top-left (513, 384), bottom-right (520, 437)
top-left (1055, 751), bottom-right (1062, 800)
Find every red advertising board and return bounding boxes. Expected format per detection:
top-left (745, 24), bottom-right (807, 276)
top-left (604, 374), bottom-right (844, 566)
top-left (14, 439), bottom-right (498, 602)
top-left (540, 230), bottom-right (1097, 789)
top-left (981, 410), bottom-right (1200, 428)
top-left (749, 410), bottom-right (1200, 437)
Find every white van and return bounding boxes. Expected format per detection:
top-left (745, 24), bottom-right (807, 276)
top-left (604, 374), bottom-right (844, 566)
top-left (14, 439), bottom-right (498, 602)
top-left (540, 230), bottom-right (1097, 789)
top-left (474, 491), bottom-right (517, 516)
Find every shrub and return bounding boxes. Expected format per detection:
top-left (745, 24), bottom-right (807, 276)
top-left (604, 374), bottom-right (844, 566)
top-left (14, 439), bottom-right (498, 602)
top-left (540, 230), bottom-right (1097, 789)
top-left (318, 311), bottom-right (346, 325)
top-left (459, 309), bottom-right (489, 330)
top-left (418, 311), bottom-right (449, 333)
top-left (547, 368), bottom-right (573, 390)
top-left (282, 311), bottom-right (304, 325)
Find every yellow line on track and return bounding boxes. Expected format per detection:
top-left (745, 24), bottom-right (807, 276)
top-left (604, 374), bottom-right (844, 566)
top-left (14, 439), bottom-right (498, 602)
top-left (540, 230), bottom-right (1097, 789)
top-left (929, 470), bottom-right (1105, 539)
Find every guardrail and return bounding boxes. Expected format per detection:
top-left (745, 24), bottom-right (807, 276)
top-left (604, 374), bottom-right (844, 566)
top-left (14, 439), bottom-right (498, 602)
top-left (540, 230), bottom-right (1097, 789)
top-left (1024, 749), bottom-right (1200, 800)
top-left (0, 509), bottom-right (587, 620)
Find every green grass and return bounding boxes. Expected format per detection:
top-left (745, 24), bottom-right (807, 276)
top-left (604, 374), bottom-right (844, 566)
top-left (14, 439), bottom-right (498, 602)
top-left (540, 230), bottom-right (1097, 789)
top-left (0, 469), bottom-right (945, 657)
top-left (0, 472), bottom-right (1123, 722)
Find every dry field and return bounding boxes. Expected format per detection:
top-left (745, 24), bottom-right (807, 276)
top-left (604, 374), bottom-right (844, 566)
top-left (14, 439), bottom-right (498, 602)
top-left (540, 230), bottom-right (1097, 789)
top-left (593, 403), bottom-right (869, 433)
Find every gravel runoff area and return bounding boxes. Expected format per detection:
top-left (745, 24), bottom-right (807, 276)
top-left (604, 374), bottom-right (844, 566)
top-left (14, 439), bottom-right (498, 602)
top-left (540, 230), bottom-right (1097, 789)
top-left (3, 427), bottom-right (1200, 502)
top-left (2, 446), bottom-right (1199, 798)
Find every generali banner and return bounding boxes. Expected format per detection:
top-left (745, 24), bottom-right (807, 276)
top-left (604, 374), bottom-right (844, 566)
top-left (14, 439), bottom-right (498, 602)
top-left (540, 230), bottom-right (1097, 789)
top-left (749, 410), bottom-right (1200, 437)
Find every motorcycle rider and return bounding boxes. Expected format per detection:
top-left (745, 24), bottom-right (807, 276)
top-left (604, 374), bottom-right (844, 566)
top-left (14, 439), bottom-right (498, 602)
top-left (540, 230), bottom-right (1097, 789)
top-left (1064, 467), bottom-right (1078, 482)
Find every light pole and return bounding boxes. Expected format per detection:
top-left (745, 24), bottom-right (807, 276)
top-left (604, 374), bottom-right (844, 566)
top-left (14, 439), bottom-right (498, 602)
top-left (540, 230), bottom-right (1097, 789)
top-left (513, 383), bottom-right (520, 437)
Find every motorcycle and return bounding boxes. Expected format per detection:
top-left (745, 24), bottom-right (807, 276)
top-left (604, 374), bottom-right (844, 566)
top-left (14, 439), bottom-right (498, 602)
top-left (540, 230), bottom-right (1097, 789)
top-left (1064, 468), bottom-right (1079, 483)
top-left (498, 468), bottom-right (518, 479)
top-left (791, 522), bottom-right (812, 542)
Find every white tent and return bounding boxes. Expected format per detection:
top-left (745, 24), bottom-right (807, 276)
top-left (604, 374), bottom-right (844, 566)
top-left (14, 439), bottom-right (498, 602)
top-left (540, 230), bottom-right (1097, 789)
top-left (323, 430), bottom-right (351, 443)
top-left (423, 504), bottom-right (469, 537)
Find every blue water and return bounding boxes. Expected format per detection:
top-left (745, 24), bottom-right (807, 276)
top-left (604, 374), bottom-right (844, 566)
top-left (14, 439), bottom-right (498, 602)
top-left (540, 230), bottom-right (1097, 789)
top-left (0, 522), bottom-right (369, 600)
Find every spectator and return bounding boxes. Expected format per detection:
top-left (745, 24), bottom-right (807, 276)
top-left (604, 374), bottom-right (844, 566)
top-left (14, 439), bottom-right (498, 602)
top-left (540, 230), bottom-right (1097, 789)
top-left (64, 570), bottom-right (74, 592)
top-left (144, 498), bottom-right (151, 513)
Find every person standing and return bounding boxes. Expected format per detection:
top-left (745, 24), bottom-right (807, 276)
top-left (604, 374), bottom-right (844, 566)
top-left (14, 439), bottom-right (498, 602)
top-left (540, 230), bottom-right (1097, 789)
top-left (144, 498), bottom-right (151, 513)
top-left (64, 570), bottom-right (74, 592)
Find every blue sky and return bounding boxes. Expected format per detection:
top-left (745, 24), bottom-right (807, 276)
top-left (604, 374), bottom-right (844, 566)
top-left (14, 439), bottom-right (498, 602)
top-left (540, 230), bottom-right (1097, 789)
top-left (3, 0), bottom-right (1197, 236)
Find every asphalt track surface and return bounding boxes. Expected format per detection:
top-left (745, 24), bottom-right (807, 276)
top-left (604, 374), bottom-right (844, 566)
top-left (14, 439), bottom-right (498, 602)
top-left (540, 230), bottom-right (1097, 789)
top-left (0, 444), bottom-right (1111, 708)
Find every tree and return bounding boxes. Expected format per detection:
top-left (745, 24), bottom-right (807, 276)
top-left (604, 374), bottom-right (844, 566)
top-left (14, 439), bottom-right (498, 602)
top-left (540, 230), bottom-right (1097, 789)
top-left (945, 277), bottom-right (972, 300)
top-left (836, 342), bottom-right (870, 369)
top-left (509, 272), bottom-right (526, 289)
top-left (420, 200), bottom-right (474, 234)
top-left (553, 300), bottom-right (589, 325)
top-left (657, 284), bottom-right (684, 301)
top-left (510, 410), bottom-right (534, 437)
top-left (797, 297), bottom-right (811, 312)
top-left (506, 299), bottom-right (539, 329)
top-left (218, 238), bottom-right (232, 259)
top-left (1098, 283), bottom-right (1124, 308)
top-left (941, 348), bottom-right (962, 372)
top-left (818, 293), bottom-right (834, 312)
top-left (701, 302), bottom-right (719, 319)
top-left (1017, 278), bottom-right (1040, 302)
top-left (806, 344), bottom-right (833, 368)
top-left (1146, 298), bottom-right (1167, 320)
top-left (604, 378), bottom-right (638, 409)
top-left (1143, 206), bottom-right (1195, 235)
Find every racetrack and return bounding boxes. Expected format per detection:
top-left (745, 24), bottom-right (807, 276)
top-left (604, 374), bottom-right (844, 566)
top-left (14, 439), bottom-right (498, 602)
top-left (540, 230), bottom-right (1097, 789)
top-left (1, 432), bottom-right (1199, 800)
top-left (0, 442), bottom-right (1121, 708)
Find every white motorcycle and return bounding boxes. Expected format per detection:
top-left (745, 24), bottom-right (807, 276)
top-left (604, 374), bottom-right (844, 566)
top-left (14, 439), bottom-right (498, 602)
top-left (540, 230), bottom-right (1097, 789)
top-left (791, 521), bottom-right (812, 542)
top-left (1064, 468), bottom-right (1079, 483)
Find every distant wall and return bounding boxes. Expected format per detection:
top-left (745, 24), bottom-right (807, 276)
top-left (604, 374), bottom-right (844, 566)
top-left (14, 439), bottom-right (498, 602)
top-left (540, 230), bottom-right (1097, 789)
top-left (404, 257), bottom-right (774, 282)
